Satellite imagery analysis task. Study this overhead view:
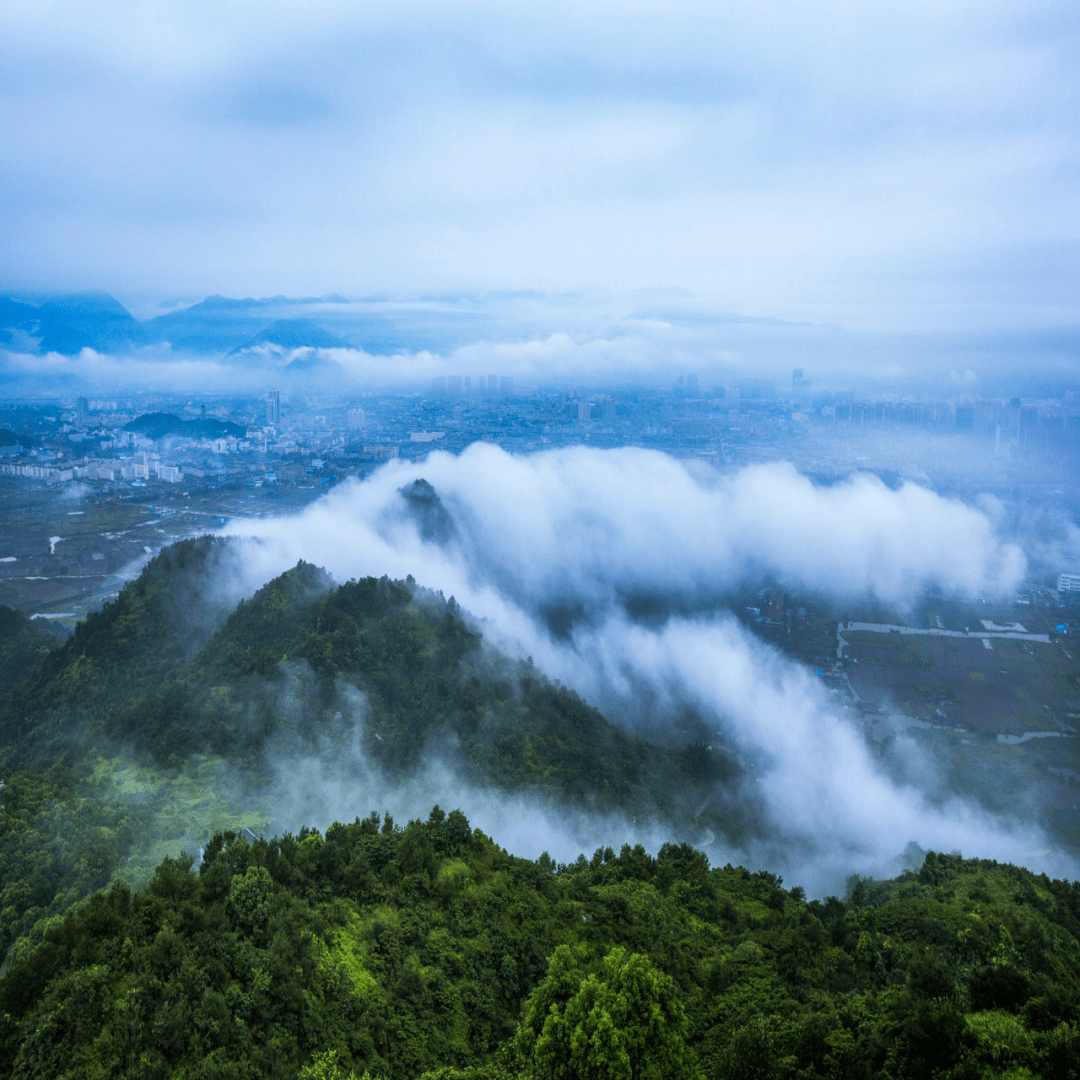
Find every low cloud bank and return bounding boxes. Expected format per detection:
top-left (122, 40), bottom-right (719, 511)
top-left (545, 614), bottom-right (1057, 891)
top-left (216, 444), bottom-right (1061, 894)
top-left (229, 443), bottom-right (1026, 612)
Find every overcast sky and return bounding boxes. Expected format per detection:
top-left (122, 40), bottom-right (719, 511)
top-left (2, 1), bottom-right (1078, 331)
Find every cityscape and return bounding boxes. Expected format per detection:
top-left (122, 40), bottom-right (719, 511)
top-left (3, 369), bottom-right (1079, 612)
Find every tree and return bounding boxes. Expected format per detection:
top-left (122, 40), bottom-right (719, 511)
top-left (521, 946), bottom-right (697, 1080)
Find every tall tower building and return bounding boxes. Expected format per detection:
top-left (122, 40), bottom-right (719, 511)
top-left (266, 389), bottom-right (280, 426)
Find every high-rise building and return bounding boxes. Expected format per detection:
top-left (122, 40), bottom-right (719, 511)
top-left (266, 389), bottom-right (280, 425)
top-left (347, 409), bottom-right (366, 431)
top-left (75, 397), bottom-right (89, 422)
top-left (448, 375), bottom-right (463, 397)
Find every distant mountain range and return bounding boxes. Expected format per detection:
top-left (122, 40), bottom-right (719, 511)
top-left (0, 292), bottom-right (424, 357)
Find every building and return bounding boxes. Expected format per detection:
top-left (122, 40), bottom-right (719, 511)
top-left (363, 445), bottom-right (399, 460)
top-left (1059, 573), bottom-right (1080, 595)
top-left (347, 409), bottom-right (366, 431)
top-left (499, 376), bottom-right (514, 398)
top-left (266, 389), bottom-right (280, 426)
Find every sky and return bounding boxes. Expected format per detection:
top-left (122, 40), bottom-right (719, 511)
top-left (2, 1), bottom-right (1079, 332)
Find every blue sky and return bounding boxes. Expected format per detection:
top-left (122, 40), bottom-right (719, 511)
top-left (2, 1), bottom-right (1078, 331)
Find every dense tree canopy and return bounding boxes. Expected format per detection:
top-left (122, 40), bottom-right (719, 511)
top-left (0, 538), bottom-right (747, 965)
top-left (2, 540), bottom-right (1079, 1078)
top-left (0, 812), bottom-right (1078, 1079)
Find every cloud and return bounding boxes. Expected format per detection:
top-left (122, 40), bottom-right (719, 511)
top-left (546, 613), bottom-right (1057, 892)
top-left (1, 2), bottom-right (1078, 329)
top-left (228, 444), bottom-right (1026, 612)
top-left (215, 444), bottom-right (1055, 894)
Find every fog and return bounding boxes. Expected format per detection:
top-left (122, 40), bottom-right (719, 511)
top-left (209, 444), bottom-right (1065, 895)
top-left (6, 287), bottom-right (1080, 392)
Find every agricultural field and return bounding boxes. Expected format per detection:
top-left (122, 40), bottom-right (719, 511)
top-left (0, 476), bottom-right (327, 626)
top-left (836, 614), bottom-right (1080, 860)
top-left (742, 584), bottom-right (1080, 861)
top-left (841, 630), bottom-right (1078, 735)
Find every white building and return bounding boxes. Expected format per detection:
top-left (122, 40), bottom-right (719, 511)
top-left (1059, 573), bottom-right (1080, 594)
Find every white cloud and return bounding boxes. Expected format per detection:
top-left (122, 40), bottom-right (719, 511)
top-left (216, 444), bottom-right (1054, 894)
top-left (227, 444), bottom-right (1025, 610)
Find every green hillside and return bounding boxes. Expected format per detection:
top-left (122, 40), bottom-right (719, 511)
top-left (1, 536), bottom-right (736, 810)
top-left (1, 815), bottom-right (1077, 1080)
top-left (3, 538), bottom-right (1078, 1078)
top-left (0, 538), bottom-right (741, 969)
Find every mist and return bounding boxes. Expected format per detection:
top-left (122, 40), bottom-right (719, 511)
top-left (203, 443), bottom-right (1065, 896)
top-left (6, 288), bottom-right (1080, 394)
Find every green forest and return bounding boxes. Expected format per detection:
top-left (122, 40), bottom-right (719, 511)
top-left (1, 537), bottom-right (1078, 1077)
top-left (0, 536), bottom-right (746, 963)
top-left (2, 814), bottom-right (1079, 1079)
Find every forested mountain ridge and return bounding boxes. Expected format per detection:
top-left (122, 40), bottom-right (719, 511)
top-left (0, 604), bottom-right (59, 691)
top-left (0, 537), bottom-right (741, 972)
top-left (0, 811), bottom-right (1077, 1080)
top-left (0, 537), bottom-right (241, 766)
top-left (0, 536), bottom-right (737, 812)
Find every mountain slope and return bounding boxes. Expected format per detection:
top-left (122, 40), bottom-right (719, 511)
top-left (0, 293), bottom-right (142, 354)
top-left (227, 317), bottom-right (349, 354)
top-left (2, 539), bottom-right (736, 819)
top-left (0, 820), bottom-right (1077, 1080)
top-left (0, 537), bottom-right (746, 964)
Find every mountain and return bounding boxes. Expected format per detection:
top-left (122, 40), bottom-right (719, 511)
top-left (0, 292), bottom-right (143, 354)
top-left (225, 319), bottom-right (351, 382)
top-left (0, 606), bottom-right (61, 690)
top-left (143, 295), bottom-right (295, 353)
top-left (0, 537), bottom-right (741, 958)
top-left (0, 292), bottom-right (429, 357)
top-left (227, 318), bottom-right (349, 355)
top-left (143, 297), bottom-right (403, 355)
top-left (0, 296), bottom-right (39, 347)
top-left (0, 538), bottom-right (1078, 1078)
top-left (1, 538), bottom-right (735, 816)
top-left (124, 411), bottom-right (248, 440)
top-left (0, 823), bottom-right (1077, 1079)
